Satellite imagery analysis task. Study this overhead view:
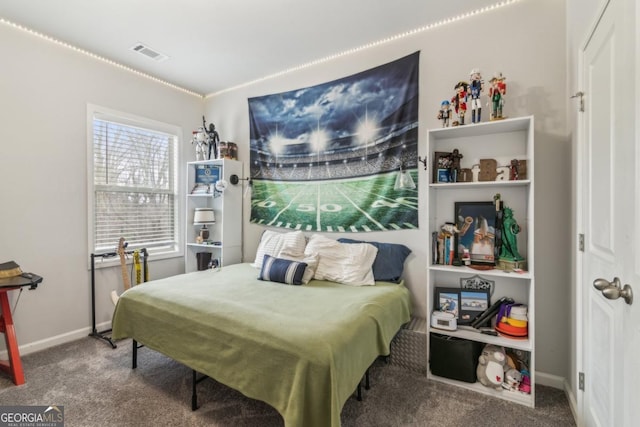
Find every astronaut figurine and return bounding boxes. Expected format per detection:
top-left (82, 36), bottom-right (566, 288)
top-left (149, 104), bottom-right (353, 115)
top-left (437, 100), bottom-right (452, 127)
top-left (469, 68), bottom-right (484, 123)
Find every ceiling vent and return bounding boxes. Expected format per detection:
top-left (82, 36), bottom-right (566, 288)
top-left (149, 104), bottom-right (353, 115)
top-left (130, 43), bottom-right (169, 62)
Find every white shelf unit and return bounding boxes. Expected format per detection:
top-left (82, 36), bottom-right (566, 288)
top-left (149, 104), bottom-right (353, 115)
top-left (185, 159), bottom-right (243, 273)
top-left (425, 116), bottom-right (535, 407)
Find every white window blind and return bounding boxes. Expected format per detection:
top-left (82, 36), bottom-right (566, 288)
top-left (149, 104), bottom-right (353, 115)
top-left (90, 112), bottom-right (179, 255)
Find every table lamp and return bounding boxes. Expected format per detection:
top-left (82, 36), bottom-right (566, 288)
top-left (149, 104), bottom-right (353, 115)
top-left (193, 208), bottom-right (215, 240)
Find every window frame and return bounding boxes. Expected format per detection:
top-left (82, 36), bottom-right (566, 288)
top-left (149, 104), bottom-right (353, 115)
top-left (87, 104), bottom-right (183, 266)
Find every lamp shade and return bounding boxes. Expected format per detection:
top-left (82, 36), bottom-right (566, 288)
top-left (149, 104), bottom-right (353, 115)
top-left (193, 208), bottom-right (215, 224)
top-left (394, 167), bottom-right (416, 190)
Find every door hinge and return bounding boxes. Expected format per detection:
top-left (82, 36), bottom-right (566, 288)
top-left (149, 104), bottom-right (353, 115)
top-left (579, 372), bottom-right (585, 391)
top-left (579, 234), bottom-right (585, 252)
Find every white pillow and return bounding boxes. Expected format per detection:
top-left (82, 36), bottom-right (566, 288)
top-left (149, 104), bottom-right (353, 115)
top-left (304, 234), bottom-right (378, 286)
top-left (252, 230), bottom-right (307, 269)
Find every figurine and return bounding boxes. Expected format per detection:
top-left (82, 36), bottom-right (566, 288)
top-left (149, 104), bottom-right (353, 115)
top-left (441, 222), bottom-right (459, 234)
top-left (509, 159), bottom-right (521, 180)
top-left (451, 81), bottom-right (469, 125)
top-left (502, 368), bottom-right (523, 391)
top-left (499, 207), bottom-right (524, 261)
top-left (469, 68), bottom-right (484, 123)
top-left (206, 122), bottom-right (220, 160)
top-left (437, 100), bottom-right (452, 127)
top-left (450, 148), bottom-right (463, 182)
top-left (191, 116), bottom-right (221, 161)
top-left (191, 127), bottom-right (208, 161)
top-left (488, 72), bottom-right (507, 120)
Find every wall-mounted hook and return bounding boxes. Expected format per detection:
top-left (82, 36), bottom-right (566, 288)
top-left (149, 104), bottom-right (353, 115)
top-left (418, 156), bottom-right (428, 170)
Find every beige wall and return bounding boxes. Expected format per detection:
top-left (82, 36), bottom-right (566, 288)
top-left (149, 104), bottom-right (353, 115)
top-left (205, 0), bottom-right (570, 379)
top-left (0, 0), bottom-right (573, 382)
top-left (0, 24), bottom-right (202, 353)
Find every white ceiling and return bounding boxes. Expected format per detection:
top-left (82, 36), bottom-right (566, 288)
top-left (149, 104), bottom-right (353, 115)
top-left (0, 0), bottom-right (503, 97)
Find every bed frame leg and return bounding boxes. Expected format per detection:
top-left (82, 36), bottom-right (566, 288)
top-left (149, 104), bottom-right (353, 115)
top-left (192, 370), bottom-right (198, 411)
top-left (132, 339), bottom-right (138, 369)
top-left (365, 368), bottom-right (370, 390)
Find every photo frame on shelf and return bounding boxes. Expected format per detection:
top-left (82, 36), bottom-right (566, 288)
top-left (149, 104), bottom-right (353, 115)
top-left (434, 287), bottom-right (460, 319)
top-left (458, 288), bottom-right (491, 325)
top-left (454, 201), bottom-right (497, 265)
top-left (195, 164), bottom-right (220, 185)
top-left (432, 151), bottom-right (452, 183)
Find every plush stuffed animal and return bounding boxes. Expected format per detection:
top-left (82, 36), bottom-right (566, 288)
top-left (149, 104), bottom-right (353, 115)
top-left (476, 344), bottom-right (506, 389)
top-left (502, 368), bottom-right (523, 391)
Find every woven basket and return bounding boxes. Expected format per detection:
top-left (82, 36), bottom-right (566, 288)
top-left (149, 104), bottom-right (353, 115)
top-left (390, 317), bottom-right (427, 375)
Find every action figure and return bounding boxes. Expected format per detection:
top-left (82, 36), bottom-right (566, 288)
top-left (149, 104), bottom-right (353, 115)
top-left (499, 207), bottom-right (524, 261)
top-left (450, 148), bottom-right (463, 182)
top-left (489, 72), bottom-right (507, 120)
top-left (191, 127), bottom-right (208, 161)
top-left (192, 116), bottom-right (221, 161)
top-left (206, 122), bottom-right (220, 160)
top-left (437, 100), bottom-right (452, 127)
top-left (452, 81), bottom-right (469, 125)
top-left (469, 68), bottom-right (484, 123)
top-left (509, 159), bottom-right (521, 180)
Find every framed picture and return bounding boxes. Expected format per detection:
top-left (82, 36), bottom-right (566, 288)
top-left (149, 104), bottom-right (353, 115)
top-left (432, 151), bottom-right (452, 183)
top-left (454, 201), bottom-right (496, 265)
top-left (434, 287), bottom-right (460, 319)
top-left (458, 288), bottom-right (491, 325)
top-left (195, 164), bottom-right (220, 185)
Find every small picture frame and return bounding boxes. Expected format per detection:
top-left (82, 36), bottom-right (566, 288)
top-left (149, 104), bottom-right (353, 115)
top-left (454, 201), bottom-right (497, 265)
top-left (458, 288), bottom-right (491, 325)
top-left (432, 151), bottom-right (452, 183)
top-left (195, 164), bottom-right (220, 185)
top-left (434, 287), bottom-right (460, 319)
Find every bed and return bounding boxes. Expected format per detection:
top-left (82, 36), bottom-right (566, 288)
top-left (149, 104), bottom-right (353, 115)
top-left (112, 233), bottom-right (412, 427)
top-left (112, 234), bottom-right (411, 427)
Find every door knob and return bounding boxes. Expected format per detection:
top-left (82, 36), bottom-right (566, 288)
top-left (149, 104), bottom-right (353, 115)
top-left (593, 277), bottom-right (619, 290)
top-left (593, 277), bottom-right (633, 305)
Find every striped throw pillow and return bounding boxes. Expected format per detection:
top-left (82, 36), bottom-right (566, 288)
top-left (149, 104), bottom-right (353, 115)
top-left (258, 255), bottom-right (308, 285)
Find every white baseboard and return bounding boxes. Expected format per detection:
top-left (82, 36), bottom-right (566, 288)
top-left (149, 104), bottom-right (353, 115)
top-left (564, 377), bottom-right (580, 426)
top-left (0, 321), bottom-right (112, 359)
top-left (535, 371), bottom-right (565, 389)
top-left (536, 372), bottom-right (579, 425)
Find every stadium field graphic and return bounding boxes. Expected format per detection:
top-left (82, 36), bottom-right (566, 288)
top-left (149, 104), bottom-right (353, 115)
top-left (250, 171), bottom-right (418, 232)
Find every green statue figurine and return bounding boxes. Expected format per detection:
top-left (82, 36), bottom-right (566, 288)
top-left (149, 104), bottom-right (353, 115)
top-left (499, 207), bottom-right (524, 261)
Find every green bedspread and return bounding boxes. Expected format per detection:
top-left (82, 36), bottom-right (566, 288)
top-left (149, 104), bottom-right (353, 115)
top-left (112, 262), bottom-right (411, 427)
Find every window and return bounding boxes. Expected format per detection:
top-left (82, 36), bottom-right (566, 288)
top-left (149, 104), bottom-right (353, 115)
top-left (88, 105), bottom-right (180, 258)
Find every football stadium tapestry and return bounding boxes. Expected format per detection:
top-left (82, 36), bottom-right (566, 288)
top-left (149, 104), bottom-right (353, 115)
top-left (248, 51), bottom-right (419, 232)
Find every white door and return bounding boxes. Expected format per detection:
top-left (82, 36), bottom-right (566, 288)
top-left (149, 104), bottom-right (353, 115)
top-left (579, 0), bottom-right (640, 426)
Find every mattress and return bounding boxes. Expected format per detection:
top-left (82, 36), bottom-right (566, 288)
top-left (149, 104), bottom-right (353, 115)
top-left (112, 262), bottom-right (411, 427)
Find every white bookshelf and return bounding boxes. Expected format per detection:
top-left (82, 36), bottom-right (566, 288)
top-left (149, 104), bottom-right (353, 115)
top-left (185, 159), bottom-right (243, 273)
top-left (426, 116), bottom-right (535, 407)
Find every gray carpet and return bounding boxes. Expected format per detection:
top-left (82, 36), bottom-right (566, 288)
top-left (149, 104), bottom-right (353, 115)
top-left (0, 337), bottom-right (576, 426)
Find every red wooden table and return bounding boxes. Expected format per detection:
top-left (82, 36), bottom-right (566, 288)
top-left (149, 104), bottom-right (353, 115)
top-left (0, 273), bottom-right (42, 385)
